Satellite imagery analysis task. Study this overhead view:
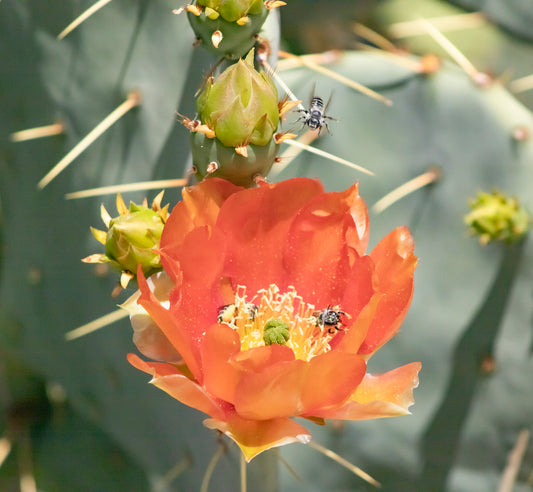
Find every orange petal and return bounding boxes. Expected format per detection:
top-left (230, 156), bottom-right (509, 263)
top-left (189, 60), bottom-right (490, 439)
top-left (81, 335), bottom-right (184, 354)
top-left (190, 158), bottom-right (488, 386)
top-left (233, 352), bottom-right (366, 420)
top-left (312, 362), bottom-right (421, 420)
top-left (300, 352), bottom-right (366, 413)
top-left (137, 268), bottom-right (202, 378)
top-left (333, 293), bottom-right (383, 354)
top-left (204, 414), bottom-right (311, 462)
top-left (359, 227), bottom-right (417, 354)
top-left (217, 178), bottom-right (324, 293)
top-left (127, 353), bottom-right (226, 420)
top-left (201, 323), bottom-right (242, 402)
top-left (339, 254), bottom-right (375, 321)
top-left (160, 178), bottom-right (241, 277)
top-left (284, 184), bottom-right (369, 306)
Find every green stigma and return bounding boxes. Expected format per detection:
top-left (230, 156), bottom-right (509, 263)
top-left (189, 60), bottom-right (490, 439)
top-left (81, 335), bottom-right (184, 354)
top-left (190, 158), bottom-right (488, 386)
top-left (263, 319), bottom-right (290, 346)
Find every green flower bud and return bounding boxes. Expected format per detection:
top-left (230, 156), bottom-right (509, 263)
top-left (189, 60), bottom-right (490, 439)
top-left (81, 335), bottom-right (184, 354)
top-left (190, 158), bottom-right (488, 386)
top-left (83, 193), bottom-right (169, 291)
top-left (106, 206), bottom-right (163, 274)
top-left (263, 318), bottom-right (290, 346)
top-left (465, 190), bottom-right (530, 244)
top-left (197, 51), bottom-right (279, 148)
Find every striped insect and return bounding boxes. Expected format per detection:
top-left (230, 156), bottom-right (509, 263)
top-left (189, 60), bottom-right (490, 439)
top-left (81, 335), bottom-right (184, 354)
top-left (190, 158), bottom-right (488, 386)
top-left (296, 91), bottom-right (336, 135)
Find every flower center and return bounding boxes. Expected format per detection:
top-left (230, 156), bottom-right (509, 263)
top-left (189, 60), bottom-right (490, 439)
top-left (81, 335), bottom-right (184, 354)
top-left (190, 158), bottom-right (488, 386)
top-left (218, 284), bottom-right (343, 361)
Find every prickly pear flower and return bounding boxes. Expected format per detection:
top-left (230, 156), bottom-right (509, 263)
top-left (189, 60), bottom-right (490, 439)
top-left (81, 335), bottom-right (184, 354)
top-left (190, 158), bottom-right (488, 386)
top-left (127, 178), bottom-right (421, 461)
top-left (465, 190), bottom-right (530, 244)
top-left (83, 192), bottom-right (169, 291)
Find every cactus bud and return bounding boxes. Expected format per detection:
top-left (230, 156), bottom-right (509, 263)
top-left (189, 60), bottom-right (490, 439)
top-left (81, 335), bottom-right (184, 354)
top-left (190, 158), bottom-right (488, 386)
top-left (188, 51), bottom-right (281, 186)
top-left (464, 190), bottom-right (530, 244)
top-left (187, 0), bottom-right (269, 59)
top-left (197, 52), bottom-right (279, 147)
top-left (83, 192), bottom-right (169, 290)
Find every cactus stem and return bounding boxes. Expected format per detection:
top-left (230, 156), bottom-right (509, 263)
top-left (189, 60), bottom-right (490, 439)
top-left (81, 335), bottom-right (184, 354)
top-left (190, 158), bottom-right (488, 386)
top-left (211, 30), bottom-right (223, 48)
top-left (307, 441), bottom-right (380, 487)
top-left (278, 50), bottom-right (392, 106)
top-left (10, 122), bottom-right (64, 142)
top-left (261, 59), bottom-right (305, 112)
top-left (371, 166), bottom-right (441, 215)
top-left (509, 74), bottom-right (533, 94)
top-left (200, 443), bottom-right (227, 492)
top-left (64, 179), bottom-right (188, 200)
top-left (388, 12), bottom-right (486, 39)
top-left (37, 90), bottom-right (141, 190)
top-left (57, 0), bottom-right (114, 40)
top-left (353, 23), bottom-right (399, 53)
top-left (415, 18), bottom-right (491, 87)
top-left (65, 309), bottom-right (129, 341)
top-left (282, 138), bottom-right (375, 176)
top-left (498, 429), bottom-right (530, 492)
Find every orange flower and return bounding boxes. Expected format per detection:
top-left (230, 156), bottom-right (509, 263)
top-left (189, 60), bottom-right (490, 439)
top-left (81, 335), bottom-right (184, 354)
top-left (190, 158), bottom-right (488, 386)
top-left (127, 178), bottom-right (421, 461)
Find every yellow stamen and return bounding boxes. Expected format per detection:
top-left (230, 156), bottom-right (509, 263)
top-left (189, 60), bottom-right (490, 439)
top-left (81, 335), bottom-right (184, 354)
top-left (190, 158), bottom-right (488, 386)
top-left (220, 285), bottom-right (337, 361)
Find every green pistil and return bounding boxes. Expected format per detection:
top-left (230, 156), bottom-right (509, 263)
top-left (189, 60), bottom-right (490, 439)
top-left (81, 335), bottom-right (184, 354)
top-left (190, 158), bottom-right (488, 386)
top-left (263, 319), bottom-right (290, 346)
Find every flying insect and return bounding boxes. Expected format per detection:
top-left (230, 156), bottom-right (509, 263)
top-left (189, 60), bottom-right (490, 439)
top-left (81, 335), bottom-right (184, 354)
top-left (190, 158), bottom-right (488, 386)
top-left (296, 91), bottom-right (336, 135)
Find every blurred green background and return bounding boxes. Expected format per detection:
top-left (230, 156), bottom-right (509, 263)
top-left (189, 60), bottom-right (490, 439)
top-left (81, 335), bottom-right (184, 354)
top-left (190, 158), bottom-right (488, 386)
top-left (1, 1), bottom-right (533, 491)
